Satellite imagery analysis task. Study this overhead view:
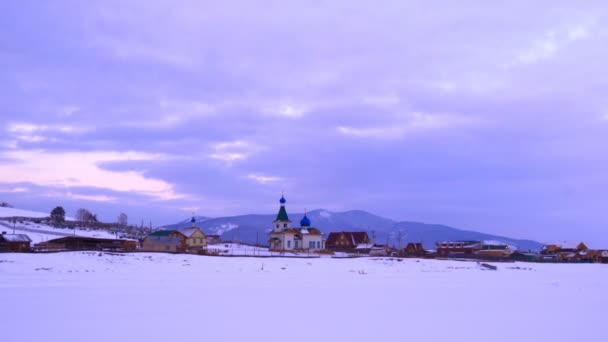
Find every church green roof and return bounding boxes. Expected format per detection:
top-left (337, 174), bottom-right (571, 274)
top-left (276, 206), bottom-right (289, 221)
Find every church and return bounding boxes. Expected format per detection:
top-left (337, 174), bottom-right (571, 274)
top-left (268, 195), bottom-right (325, 252)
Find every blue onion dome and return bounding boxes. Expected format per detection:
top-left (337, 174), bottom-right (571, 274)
top-left (280, 196), bottom-right (286, 204)
top-left (300, 214), bottom-right (311, 227)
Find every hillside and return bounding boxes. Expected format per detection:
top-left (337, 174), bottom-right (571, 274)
top-left (0, 206), bottom-right (76, 221)
top-left (165, 209), bottom-right (544, 251)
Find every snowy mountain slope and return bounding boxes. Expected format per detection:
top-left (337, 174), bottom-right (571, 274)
top-left (0, 206), bottom-right (75, 220)
top-left (0, 220), bottom-right (119, 243)
top-left (0, 253), bottom-right (605, 342)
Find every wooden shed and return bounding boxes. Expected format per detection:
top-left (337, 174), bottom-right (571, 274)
top-left (0, 233), bottom-right (32, 252)
top-left (40, 236), bottom-right (137, 252)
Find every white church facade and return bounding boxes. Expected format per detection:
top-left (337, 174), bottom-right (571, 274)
top-left (268, 195), bottom-right (325, 252)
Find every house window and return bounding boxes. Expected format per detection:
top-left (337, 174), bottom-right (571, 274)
top-left (317, 241), bottom-right (321, 248)
top-left (276, 224), bottom-right (279, 229)
top-left (309, 241), bottom-right (313, 248)
top-left (288, 241), bottom-right (291, 248)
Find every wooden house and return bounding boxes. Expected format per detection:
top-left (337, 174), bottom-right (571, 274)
top-left (369, 244), bottom-right (392, 256)
top-left (142, 230), bottom-right (187, 253)
top-left (541, 242), bottom-right (589, 262)
top-left (601, 251), bottom-right (608, 264)
top-left (475, 240), bottom-right (514, 258)
top-left (0, 233), bottom-right (32, 252)
top-left (400, 242), bottom-right (427, 257)
top-left (325, 232), bottom-right (371, 252)
top-left (436, 241), bottom-right (482, 257)
top-left (180, 227), bottom-right (207, 252)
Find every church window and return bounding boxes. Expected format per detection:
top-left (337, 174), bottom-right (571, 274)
top-left (288, 241), bottom-right (291, 248)
top-left (283, 223), bottom-right (287, 228)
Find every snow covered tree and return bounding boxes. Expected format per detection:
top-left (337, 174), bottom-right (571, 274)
top-left (50, 206), bottom-right (66, 225)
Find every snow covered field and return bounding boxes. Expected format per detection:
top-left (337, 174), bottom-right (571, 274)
top-left (0, 206), bottom-right (75, 220)
top-left (0, 219), bottom-right (119, 243)
top-left (1, 253), bottom-right (606, 342)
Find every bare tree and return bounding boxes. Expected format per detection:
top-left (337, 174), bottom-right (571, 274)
top-left (76, 208), bottom-right (97, 225)
top-left (76, 208), bottom-right (89, 222)
top-left (118, 212), bottom-right (128, 229)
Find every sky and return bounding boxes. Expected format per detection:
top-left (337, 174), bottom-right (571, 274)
top-left (1, 1), bottom-right (607, 245)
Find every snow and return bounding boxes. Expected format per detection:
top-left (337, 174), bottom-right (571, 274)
top-left (209, 222), bottom-right (239, 235)
top-left (0, 206), bottom-right (50, 219)
top-left (207, 243), bottom-right (319, 257)
top-left (319, 210), bottom-right (331, 218)
top-left (0, 220), bottom-right (119, 243)
top-left (0, 206), bottom-right (75, 220)
top-left (0, 253), bottom-right (605, 342)
top-left (0, 234), bottom-right (31, 242)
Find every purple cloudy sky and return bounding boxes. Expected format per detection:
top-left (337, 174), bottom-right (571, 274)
top-left (1, 1), bottom-right (607, 245)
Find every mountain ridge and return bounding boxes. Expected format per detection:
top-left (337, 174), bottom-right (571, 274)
top-left (164, 209), bottom-right (544, 251)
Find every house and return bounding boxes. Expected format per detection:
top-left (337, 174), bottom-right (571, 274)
top-left (36, 236), bottom-right (137, 252)
top-left (369, 244), bottom-right (392, 256)
top-left (0, 232), bottom-right (32, 252)
top-left (179, 217), bottom-right (207, 252)
top-left (268, 195), bottom-right (325, 252)
top-left (325, 232), bottom-right (371, 252)
top-left (142, 230), bottom-right (187, 253)
top-left (436, 241), bottom-right (482, 257)
top-left (541, 242), bottom-right (589, 262)
top-left (400, 242), bottom-right (427, 257)
top-left (207, 235), bottom-right (221, 245)
top-left (475, 240), bottom-right (514, 258)
top-left (602, 251), bottom-right (608, 264)
top-left (541, 242), bottom-right (588, 255)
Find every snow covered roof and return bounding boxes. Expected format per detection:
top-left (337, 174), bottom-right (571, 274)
top-left (482, 240), bottom-right (508, 246)
top-left (355, 243), bottom-right (374, 249)
top-left (0, 234), bottom-right (32, 242)
top-left (180, 227), bottom-right (201, 238)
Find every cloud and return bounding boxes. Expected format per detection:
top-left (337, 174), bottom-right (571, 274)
top-left (515, 22), bottom-right (594, 65)
top-left (8, 122), bottom-right (92, 134)
top-left (44, 191), bottom-right (118, 203)
top-left (337, 112), bottom-right (477, 140)
top-left (0, 150), bottom-right (184, 201)
top-left (91, 35), bottom-right (195, 69)
top-left (209, 140), bottom-right (262, 163)
top-left (247, 174), bottom-right (283, 184)
top-left (0, 186), bottom-right (29, 193)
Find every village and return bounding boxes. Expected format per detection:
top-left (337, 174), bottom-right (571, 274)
top-left (2, 195), bottom-right (607, 264)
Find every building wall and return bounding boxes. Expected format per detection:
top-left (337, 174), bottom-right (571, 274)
top-left (302, 235), bottom-right (323, 251)
top-left (141, 240), bottom-right (178, 252)
top-left (186, 230), bottom-right (207, 249)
